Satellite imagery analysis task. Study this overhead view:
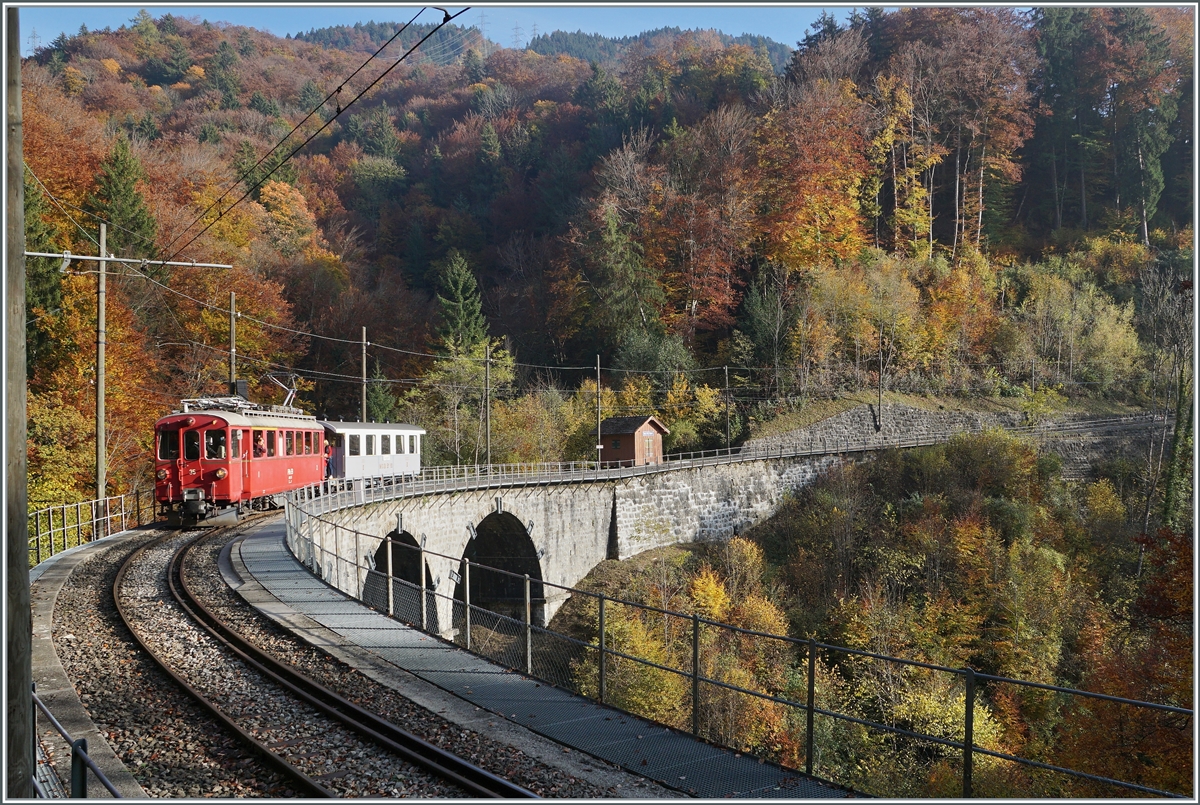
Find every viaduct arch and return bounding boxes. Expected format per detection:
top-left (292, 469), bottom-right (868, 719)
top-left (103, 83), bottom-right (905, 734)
top-left (297, 408), bottom-right (1166, 634)
top-left (305, 452), bottom-right (840, 632)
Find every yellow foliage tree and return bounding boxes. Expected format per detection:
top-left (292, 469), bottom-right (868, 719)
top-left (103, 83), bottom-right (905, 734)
top-left (574, 600), bottom-right (688, 728)
top-left (259, 179), bottom-right (319, 258)
top-left (690, 566), bottom-right (730, 620)
top-left (491, 388), bottom-right (568, 464)
top-left (616, 375), bottom-right (655, 418)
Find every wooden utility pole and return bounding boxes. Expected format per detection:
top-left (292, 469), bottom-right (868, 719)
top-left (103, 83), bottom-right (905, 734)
top-left (7, 6), bottom-right (35, 796)
top-left (229, 291), bottom-right (236, 392)
top-left (361, 326), bottom-right (367, 422)
top-left (97, 224), bottom-right (106, 501)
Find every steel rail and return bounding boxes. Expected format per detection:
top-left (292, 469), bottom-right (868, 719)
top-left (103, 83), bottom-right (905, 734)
top-left (112, 527), bottom-right (334, 798)
top-left (174, 532), bottom-right (538, 799)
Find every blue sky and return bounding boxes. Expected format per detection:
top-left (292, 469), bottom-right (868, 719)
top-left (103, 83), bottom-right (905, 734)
top-left (16, 4), bottom-right (857, 56)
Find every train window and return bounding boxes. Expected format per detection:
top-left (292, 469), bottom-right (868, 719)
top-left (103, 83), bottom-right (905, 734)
top-left (410, 434), bottom-right (417, 454)
top-left (205, 430), bottom-right (227, 460)
top-left (366, 435), bottom-right (375, 455)
top-left (381, 435), bottom-right (390, 454)
top-left (396, 434), bottom-right (405, 454)
top-left (158, 430), bottom-right (179, 460)
top-left (184, 431), bottom-right (200, 461)
top-left (253, 430), bottom-right (266, 457)
top-left (267, 431), bottom-right (277, 457)
top-left (286, 431), bottom-right (294, 456)
top-left (349, 435), bottom-right (360, 456)
top-left (231, 430), bottom-right (241, 458)
top-left (304, 432), bottom-right (312, 454)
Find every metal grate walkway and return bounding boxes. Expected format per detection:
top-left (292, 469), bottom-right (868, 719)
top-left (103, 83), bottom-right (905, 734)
top-left (235, 520), bottom-right (852, 798)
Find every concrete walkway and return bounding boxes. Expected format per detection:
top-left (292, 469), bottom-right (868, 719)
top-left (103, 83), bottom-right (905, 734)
top-left (234, 518), bottom-right (852, 799)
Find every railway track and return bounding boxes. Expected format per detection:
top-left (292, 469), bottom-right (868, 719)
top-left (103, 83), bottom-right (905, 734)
top-left (113, 524), bottom-right (537, 798)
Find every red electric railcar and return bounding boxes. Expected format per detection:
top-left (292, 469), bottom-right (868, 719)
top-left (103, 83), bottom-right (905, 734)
top-left (154, 398), bottom-right (325, 525)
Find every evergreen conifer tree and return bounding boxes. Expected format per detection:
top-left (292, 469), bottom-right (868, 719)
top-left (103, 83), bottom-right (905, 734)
top-left (366, 362), bottom-right (399, 422)
top-left (435, 249), bottom-right (487, 354)
top-left (85, 135), bottom-right (158, 259)
top-left (462, 47), bottom-right (485, 84)
top-left (1112, 8), bottom-right (1178, 244)
top-left (24, 170), bottom-right (61, 377)
top-left (298, 79), bottom-right (325, 113)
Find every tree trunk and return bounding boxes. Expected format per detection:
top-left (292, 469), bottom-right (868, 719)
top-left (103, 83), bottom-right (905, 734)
top-left (976, 139), bottom-right (987, 247)
top-left (1051, 143), bottom-right (1062, 230)
top-left (927, 162), bottom-right (935, 259)
top-left (1078, 116), bottom-right (1088, 229)
top-left (1137, 135), bottom-right (1150, 246)
top-left (953, 130), bottom-right (961, 257)
top-left (892, 143), bottom-right (901, 249)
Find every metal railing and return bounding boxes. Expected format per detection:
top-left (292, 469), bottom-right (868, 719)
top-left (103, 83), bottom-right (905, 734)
top-left (32, 687), bottom-right (122, 798)
top-left (286, 413), bottom-right (1168, 517)
top-left (283, 500), bottom-right (1191, 799)
top-left (23, 412), bottom-right (1162, 568)
top-left (28, 490), bottom-right (158, 568)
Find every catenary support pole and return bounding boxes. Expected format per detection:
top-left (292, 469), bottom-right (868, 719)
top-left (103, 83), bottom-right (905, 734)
top-left (97, 224), bottom-right (106, 500)
top-left (6, 7), bottom-right (35, 794)
top-left (229, 291), bottom-right (236, 392)
top-left (876, 313), bottom-right (883, 433)
top-left (361, 326), bottom-right (367, 422)
top-left (596, 355), bottom-right (602, 469)
top-left (724, 365), bottom-right (731, 452)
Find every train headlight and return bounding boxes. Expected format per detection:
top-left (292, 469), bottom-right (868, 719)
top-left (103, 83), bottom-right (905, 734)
top-left (215, 468), bottom-right (228, 480)
top-left (156, 468), bottom-right (168, 480)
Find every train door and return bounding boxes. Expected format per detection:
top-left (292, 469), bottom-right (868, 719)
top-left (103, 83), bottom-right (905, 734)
top-left (220, 428), bottom-right (243, 501)
top-left (179, 426), bottom-right (202, 490)
top-left (239, 429), bottom-right (251, 497)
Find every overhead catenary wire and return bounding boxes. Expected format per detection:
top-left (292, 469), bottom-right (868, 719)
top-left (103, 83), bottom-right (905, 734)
top-left (27, 14), bottom-right (481, 267)
top-left (156, 7), bottom-right (429, 261)
top-left (162, 7), bottom-right (474, 264)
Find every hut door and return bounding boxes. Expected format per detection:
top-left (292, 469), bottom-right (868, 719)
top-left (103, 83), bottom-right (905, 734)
top-left (644, 430), bottom-right (655, 464)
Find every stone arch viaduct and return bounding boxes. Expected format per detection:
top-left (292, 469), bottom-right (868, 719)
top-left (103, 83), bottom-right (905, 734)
top-left (287, 405), bottom-right (1166, 633)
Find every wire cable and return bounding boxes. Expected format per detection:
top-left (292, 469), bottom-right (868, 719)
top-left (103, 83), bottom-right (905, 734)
top-left (162, 7), bottom-right (473, 264)
top-left (156, 8), bottom-right (431, 261)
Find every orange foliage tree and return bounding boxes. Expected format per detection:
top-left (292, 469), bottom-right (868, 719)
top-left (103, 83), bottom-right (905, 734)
top-left (755, 80), bottom-right (869, 269)
top-left (1049, 527), bottom-right (1192, 797)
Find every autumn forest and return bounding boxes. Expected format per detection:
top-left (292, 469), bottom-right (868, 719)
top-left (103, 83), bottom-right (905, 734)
top-left (20, 6), bottom-right (1193, 795)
